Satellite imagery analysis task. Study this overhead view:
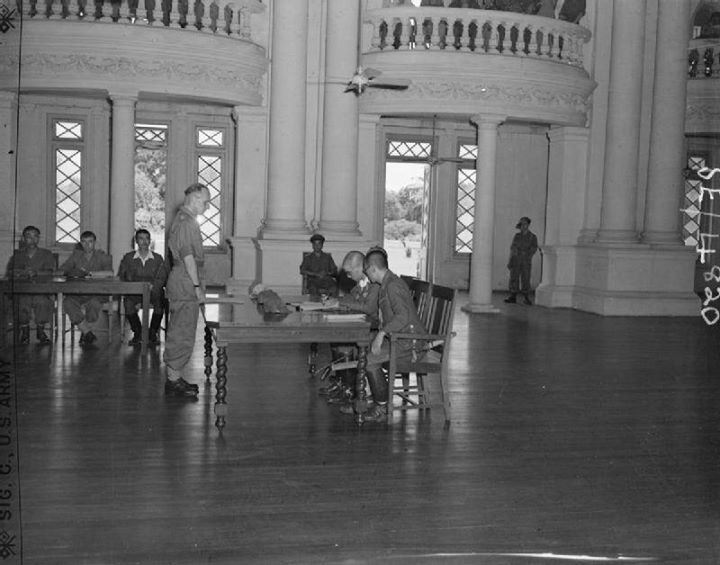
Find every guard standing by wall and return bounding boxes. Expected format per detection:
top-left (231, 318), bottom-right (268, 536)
top-left (163, 183), bottom-right (211, 397)
top-left (505, 216), bottom-right (538, 305)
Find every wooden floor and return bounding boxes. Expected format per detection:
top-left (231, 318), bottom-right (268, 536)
top-left (4, 293), bottom-right (720, 564)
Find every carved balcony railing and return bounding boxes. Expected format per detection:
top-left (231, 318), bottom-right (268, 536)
top-left (688, 47), bottom-right (720, 78)
top-left (20, 0), bottom-right (264, 41)
top-left (365, 7), bottom-right (590, 69)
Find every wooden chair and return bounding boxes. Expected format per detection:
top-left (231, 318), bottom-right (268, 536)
top-left (386, 283), bottom-right (456, 425)
top-left (402, 276), bottom-right (432, 329)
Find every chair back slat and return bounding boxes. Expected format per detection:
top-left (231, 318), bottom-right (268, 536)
top-left (400, 276), bottom-right (433, 329)
top-left (412, 279), bottom-right (432, 329)
top-left (426, 284), bottom-right (456, 337)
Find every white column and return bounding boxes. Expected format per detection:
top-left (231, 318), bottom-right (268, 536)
top-left (262, 0), bottom-right (309, 236)
top-left (545, 127), bottom-right (590, 246)
top-left (229, 106), bottom-right (267, 290)
top-left (463, 115), bottom-right (505, 314)
top-left (641, 0), bottom-right (690, 245)
top-left (167, 110), bottom-right (191, 214)
top-left (0, 92), bottom-right (18, 260)
top-left (596, 0), bottom-right (646, 243)
top-left (318, 0), bottom-right (361, 237)
top-left (535, 126), bottom-right (589, 308)
top-left (109, 94), bottom-right (137, 267)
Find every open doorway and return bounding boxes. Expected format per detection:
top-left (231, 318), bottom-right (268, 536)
top-left (384, 161), bottom-right (430, 278)
top-left (134, 124), bottom-right (168, 253)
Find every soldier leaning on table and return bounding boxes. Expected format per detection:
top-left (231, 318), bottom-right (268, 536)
top-left (5, 225), bottom-right (55, 345)
top-left (60, 230), bottom-right (113, 346)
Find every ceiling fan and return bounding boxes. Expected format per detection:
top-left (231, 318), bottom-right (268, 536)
top-left (344, 66), bottom-right (411, 95)
top-left (341, 7), bottom-right (410, 96)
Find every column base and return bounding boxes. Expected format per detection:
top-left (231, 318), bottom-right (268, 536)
top-left (595, 229), bottom-right (639, 244)
top-left (461, 303), bottom-right (500, 314)
top-left (537, 243), bottom-right (698, 316)
top-left (260, 219), bottom-right (310, 237)
top-left (577, 229), bottom-right (598, 244)
top-left (317, 220), bottom-right (362, 238)
top-left (640, 231), bottom-right (684, 245)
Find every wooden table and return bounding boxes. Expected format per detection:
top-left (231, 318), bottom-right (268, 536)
top-left (204, 299), bottom-right (372, 430)
top-left (0, 278), bottom-right (151, 353)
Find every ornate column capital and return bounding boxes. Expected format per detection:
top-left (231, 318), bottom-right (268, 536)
top-left (108, 92), bottom-right (139, 105)
top-left (470, 114), bottom-right (506, 129)
top-left (232, 105), bottom-right (266, 124)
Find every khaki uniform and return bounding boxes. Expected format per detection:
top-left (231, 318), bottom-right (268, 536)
top-left (61, 249), bottom-right (113, 325)
top-left (365, 271), bottom-right (426, 401)
top-left (508, 230), bottom-right (538, 296)
top-left (5, 247), bottom-right (56, 326)
top-left (163, 206), bottom-right (204, 373)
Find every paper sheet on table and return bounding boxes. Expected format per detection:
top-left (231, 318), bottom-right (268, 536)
top-left (294, 301), bottom-right (326, 311)
top-left (323, 313), bottom-right (366, 322)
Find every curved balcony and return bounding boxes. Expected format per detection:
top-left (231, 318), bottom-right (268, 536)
top-left (686, 39), bottom-right (720, 134)
top-left (0, 0), bottom-right (268, 105)
top-left (359, 7), bottom-right (594, 126)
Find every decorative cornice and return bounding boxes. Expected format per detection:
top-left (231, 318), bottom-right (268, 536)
top-left (1, 52), bottom-right (266, 105)
top-left (368, 79), bottom-right (590, 116)
top-left (7, 53), bottom-right (264, 93)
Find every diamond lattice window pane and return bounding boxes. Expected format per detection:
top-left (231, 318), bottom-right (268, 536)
top-left (54, 120), bottom-right (83, 140)
top-left (387, 141), bottom-right (431, 159)
top-left (55, 148), bottom-right (81, 243)
top-left (135, 124), bottom-right (168, 145)
top-left (455, 168), bottom-right (475, 254)
top-left (198, 129), bottom-right (224, 148)
top-left (682, 178), bottom-right (701, 248)
top-left (458, 144), bottom-right (477, 160)
top-left (197, 155), bottom-right (222, 246)
top-left (688, 156), bottom-right (706, 171)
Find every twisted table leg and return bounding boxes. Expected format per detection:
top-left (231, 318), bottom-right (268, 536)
top-left (204, 325), bottom-right (213, 384)
top-left (355, 344), bottom-right (368, 426)
top-left (214, 346), bottom-right (228, 430)
top-left (308, 342), bottom-right (318, 375)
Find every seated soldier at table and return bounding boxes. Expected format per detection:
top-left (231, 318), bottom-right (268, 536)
top-left (5, 225), bottom-right (55, 344)
top-left (60, 230), bottom-right (113, 345)
top-left (353, 246), bottom-right (426, 423)
top-left (299, 233), bottom-right (338, 296)
top-left (321, 250), bottom-right (380, 408)
top-left (117, 229), bottom-right (168, 346)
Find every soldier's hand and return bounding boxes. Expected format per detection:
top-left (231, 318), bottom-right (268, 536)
top-left (371, 333), bottom-right (384, 356)
top-left (195, 286), bottom-right (206, 304)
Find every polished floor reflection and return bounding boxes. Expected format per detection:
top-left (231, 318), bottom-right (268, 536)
top-left (7, 294), bottom-right (720, 564)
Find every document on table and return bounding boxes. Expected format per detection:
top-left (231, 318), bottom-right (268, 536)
top-left (323, 313), bottom-right (366, 322)
top-left (294, 301), bottom-right (326, 311)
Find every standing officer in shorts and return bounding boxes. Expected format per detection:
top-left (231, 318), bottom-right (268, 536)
top-left (163, 183), bottom-right (210, 397)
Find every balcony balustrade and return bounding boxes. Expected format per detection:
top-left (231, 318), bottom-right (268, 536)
top-left (365, 7), bottom-right (590, 69)
top-left (359, 7), bottom-right (594, 126)
top-left (688, 46), bottom-right (720, 79)
top-left (21, 0), bottom-right (264, 42)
